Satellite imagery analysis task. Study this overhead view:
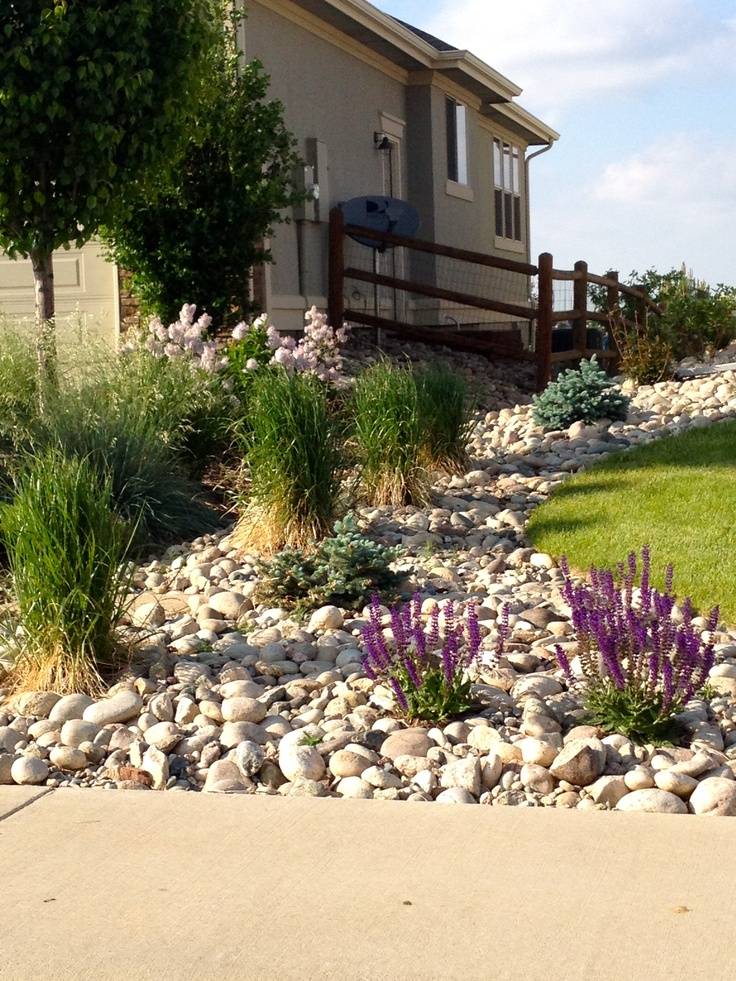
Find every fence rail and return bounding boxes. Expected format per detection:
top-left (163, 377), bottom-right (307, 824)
top-left (328, 208), bottom-right (662, 390)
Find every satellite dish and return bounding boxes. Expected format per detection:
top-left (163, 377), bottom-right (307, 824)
top-left (340, 196), bottom-right (420, 251)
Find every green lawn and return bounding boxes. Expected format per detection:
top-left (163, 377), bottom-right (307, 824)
top-left (527, 420), bottom-right (736, 620)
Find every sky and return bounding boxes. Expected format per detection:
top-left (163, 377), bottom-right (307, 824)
top-left (374, 0), bottom-right (736, 284)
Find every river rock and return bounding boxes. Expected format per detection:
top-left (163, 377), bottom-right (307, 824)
top-left (381, 728), bottom-right (433, 761)
top-left (11, 756), bottom-right (49, 785)
top-left (83, 690), bottom-right (142, 726)
top-left (49, 746), bottom-right (87, 771)
top-left (616, 789), bottom-right (688, 814)
top-left (550, 738), bottom-right (605, 787)
top-left (279, 741), bottom-right (326, 782)
top-left (689, 777), bottom-right (736, 816)
top-left (49, 694), bottom-right (95, 723)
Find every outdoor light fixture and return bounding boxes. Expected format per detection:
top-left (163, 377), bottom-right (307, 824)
top-left (374, 132), bottom-right (392, 151)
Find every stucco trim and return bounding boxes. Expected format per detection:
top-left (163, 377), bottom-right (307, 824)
top-left (494, 237), bottom-right (526, 255)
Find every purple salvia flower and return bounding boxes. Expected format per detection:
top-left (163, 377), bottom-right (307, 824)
top-left (389, 677), bottom-right (409, 713)
top-left (662, 658), bottom-right (674, 710)
top-left (554, 645), bottom-right (573, 680)
top-left (403, 655), bottom-right (421, 690)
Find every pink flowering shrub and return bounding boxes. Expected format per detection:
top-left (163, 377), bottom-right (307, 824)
top-left (228, 306), bottom-right (348, 384)
top-left (133, 303), bottom-right (222, 374)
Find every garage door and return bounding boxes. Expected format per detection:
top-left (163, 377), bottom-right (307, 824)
top-left (0, 240), bottom-right (119, 356)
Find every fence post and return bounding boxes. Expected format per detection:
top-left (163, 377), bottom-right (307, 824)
top-left (328, 207), bottom-right (345, 330)
top-left (605, 270), bottom-right (620, 365)
top-left (536, 252), bottom-right (553, 391)
top-left (572, 259), bottom-right (588, 356)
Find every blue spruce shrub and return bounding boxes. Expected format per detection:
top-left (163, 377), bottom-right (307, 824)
top-left (533, 357), bottom-right (629, 430)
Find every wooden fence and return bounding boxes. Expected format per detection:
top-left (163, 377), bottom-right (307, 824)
top-left (328, 207), bottom-right (662, 390)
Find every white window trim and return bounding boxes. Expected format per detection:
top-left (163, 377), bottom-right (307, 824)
top-left (446, 180), bottom-right (475, 202)
top-left (446, 97), bottom-right (470, 188)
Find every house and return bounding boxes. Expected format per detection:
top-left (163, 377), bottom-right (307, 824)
top-left (0, 0), bottom-right (558, 341)
top-left (242, 0), bottom-right (558, 331)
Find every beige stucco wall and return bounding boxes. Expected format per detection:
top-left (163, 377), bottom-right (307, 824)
top-left (245, 0), bottom-right (409, 330)
top-left (0, 240), bottom-right (119, 356)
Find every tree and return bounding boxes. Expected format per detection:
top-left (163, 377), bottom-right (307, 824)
top-left (0, 0), bottom-right (224, 375)
top-left (102, 40), bottom-right (302, 328)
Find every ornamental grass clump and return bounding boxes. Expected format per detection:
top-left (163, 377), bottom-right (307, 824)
top-left (555, 549), bottom-right (718, 743)
top-left (352, 360), bottom-right (428, 507)
top-left (0, 451), bottom-right (135, 695)
top-left (235, 369), bottom-right (341, 552)
top-left (532, 357), bottom-right (629, 431)
top-left (361, 595), bottom-right (509, 723)
top-left (255, 515), bottom-right (402, 612)
top-left (416, 362), bottom-right (472, 473)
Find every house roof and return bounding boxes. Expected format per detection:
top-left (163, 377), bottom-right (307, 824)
top-left (393, 18), bottom-right (455, 53)
top-left (283, 0), bottom-right (558, 145)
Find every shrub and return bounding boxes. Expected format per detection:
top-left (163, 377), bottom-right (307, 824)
top-left (255, 515), bottom-right (402, 611)
top-left (235, 370), bottom-right (341, 551)
top-left (609, 313), bottom-right (673, 385)
top-left (591, 268), bottom-right (736, 361)
top-left (102, 31), bottom-right (301, 327)
top-left (555, 549), bottom-right (718, 743)
top-left (361, 595), bottom-right (509, 723)
top-left (533, 357), bottom-right (629, 430)
top-left (416, 363), bottom-right (472, 473)
top-left (0, 451), bottom-right (135, 695)
top-left (352, 360), bottom-right (428, 507)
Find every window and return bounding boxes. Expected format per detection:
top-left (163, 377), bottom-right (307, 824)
top-left (446, 98), bottom-right (468, 185)
top-left (493, 138), bottom-right (522, 241)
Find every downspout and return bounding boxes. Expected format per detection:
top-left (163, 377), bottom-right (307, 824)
top-left (524, 141), bottom-right (554, 261)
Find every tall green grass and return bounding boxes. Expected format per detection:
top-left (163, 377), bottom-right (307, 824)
top-left (416, 362), bottom-right (472, 473)
top-left (0, 328), bottom-right (40, 454)
top-left (38, 382), bottom-right (221, 546)
top-left (1, 451), bottom-right (135, 694)
top-left (235, 370), bottom-right (341, 551)
top-left (351, 360), bottom-right (429, 506)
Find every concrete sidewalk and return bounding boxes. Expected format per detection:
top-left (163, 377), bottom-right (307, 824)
top-left (0, 787), bottom-right (730, 981)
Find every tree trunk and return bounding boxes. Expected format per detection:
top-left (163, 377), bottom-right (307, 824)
top-left (30, 247), bottom-right (57, 386)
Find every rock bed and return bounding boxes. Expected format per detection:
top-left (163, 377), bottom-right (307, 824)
top-left (2, 347), bottom-right (736, 815)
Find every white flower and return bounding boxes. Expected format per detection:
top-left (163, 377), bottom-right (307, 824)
top-left (245, 358), bottom-right (259, 371)
top-left (231, 322), bottom-right (248, 341)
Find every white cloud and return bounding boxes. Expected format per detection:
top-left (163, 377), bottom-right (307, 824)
top-left (534, 135), bottom-right (736, 281)
top-left (424, 0), bottom-right (736, 116)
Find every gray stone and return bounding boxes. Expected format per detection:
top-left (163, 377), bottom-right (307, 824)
top-left (336, 776), bottom-right (374, 799)
top-left (0, 753), bottom-right (14, 784)
top-left (49, 694), bottom-right (95, 723)
top-left (279, 741), bottom-right (326, 782)
top-left (440, 757), bottom-right (481, 796)
top-left (329, 750), bottom-right (372, 779)
top-left (203, 759), bottom-right (252, 794)
top-left (654, 770), bottom-right (699, 798)
top-left (83, 690), bottom-right (142, 726)
top-left (14, 691), bottom-right (61, 718)
top-left (0, 727), bottom-right (24, 753)
top-left (550, 738), bottom-right (606, 787)
top-left (220, 696), bottom-right (267, 724)
top-left (586, 775), bottom-right (629, 807)
top-left (144, 721), bottom-right (182, 753)
top-left (307, 606), bottom-right (344, 633)
top-left (381, 728), bottom-right (433, 761)
top-left (232, 740), bottom-right (264, 777)
top-left (148, 693), bottom-right (175, 723)
top-left (219, 721), bottom-right (267, 748)
top-left (60, 719), bottom-right (101, 748)
top-left (436, 787), bottom-right (477, 804)
top-left (49, 746), bottom-right (87, 771)
top-left (142, 746), bottom-right (169, 790)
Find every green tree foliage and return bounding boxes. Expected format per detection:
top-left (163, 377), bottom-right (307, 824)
top-left (103, 37), bottom-right (302, 327)
top-left (0, 0), bottom-right (224, 370)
